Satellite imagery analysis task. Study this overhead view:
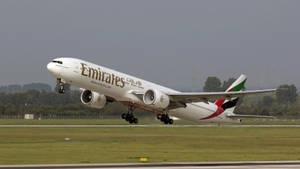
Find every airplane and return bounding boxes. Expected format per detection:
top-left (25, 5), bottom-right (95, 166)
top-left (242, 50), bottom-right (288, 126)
top-left (47, 57), bottom-right (276, 124)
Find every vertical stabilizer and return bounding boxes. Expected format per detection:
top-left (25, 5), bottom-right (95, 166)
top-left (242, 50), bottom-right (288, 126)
top-left (215, 74), bottom-right (247, 112)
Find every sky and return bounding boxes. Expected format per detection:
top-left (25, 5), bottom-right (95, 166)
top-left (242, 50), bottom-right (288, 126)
top-left (0, 0), bottom-right (299, 91)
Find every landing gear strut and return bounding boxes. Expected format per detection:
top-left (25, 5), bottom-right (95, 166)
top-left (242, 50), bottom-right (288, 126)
top-left (57, 78), bottom-right (65, 94)
top-left (121, 106), bottom-right (138, 124)
top-left (157, 113), bottom-right (173, 125)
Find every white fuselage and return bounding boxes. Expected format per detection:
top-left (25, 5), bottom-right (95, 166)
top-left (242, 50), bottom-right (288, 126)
top-left (47, 58), bottom-right (239, 124)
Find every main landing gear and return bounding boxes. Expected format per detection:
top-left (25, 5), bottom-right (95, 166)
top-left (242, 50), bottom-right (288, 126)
top-left (121, 106), bottom-right (138, 124)
top-left (57, 78), bottom-right (65, 94)
top-left (157, 113), bottom-right (173, 125)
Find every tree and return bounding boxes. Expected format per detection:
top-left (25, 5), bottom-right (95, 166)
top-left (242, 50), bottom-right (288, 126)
top-left (0, 105), bottom-right (4, 114)
top-left (8, 84), bottom-right (22, 93)
top-left (203, 77), bottom-right (222, 92)
top-left (4, 104), bottom-right (17, 115)
top-left (0, 83), bottom-right (52, 93)
top-left (276, 84), bottom-right (298, 104)
top-left (262, 96), bottom-right (274, 107)
top-left (221, 78), bottom-right (237, 91)
top-left (25, 90), bottom-right (40, 105)
top-left (23, 83), bottom-right (52, 92)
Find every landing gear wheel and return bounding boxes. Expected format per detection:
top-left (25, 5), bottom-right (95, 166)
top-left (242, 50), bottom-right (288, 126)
top-left (58, 86), bottom-right (65, 94)
top-left (157, 114), bottom-right (162, 120)
top-left (58, 88), bottom-right (65, 94)
top-left (121, 113), bottom-right (126, 119)
top-left (168, 119), bottom-right (174, 125)
top-left (123, 106), bottom-right (139, 124)
top-left (159, 113), bottom-right (174, 125)
top-left (160, 114), bottom-right (166, 122)
top-left (125, 114), bottom-right (133, 122)
top-left (133, 118), bottom-right (138, 124)
top-left (57, 79), bottom-right (65, 94)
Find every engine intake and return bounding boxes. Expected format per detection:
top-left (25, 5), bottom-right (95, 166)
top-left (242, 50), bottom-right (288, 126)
top-left (81, 90), bottom-right (107, 109)
top-left (143, 89), bottom-right (170, 109)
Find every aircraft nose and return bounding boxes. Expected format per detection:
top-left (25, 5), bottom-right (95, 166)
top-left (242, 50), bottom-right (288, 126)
top-left (47, 62), bottom-right (59, 77)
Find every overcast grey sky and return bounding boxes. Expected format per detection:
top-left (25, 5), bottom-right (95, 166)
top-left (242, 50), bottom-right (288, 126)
top-left (0, 0), bottom-right (299, 90)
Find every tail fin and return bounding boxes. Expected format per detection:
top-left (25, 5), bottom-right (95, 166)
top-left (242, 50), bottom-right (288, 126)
top-left (215, 74), bottom-right (247, 112)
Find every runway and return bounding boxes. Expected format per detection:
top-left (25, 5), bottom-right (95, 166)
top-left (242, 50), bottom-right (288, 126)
top-left (2, 161), bottom-right (300, 169)
top-left (0, 124), bottom-right (300, 127)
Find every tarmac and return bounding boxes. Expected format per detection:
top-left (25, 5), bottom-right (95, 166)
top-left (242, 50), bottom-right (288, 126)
top-left (0, 124), bottom-right (300, 128)
top-left (1, 161), bottom-right (300, 169)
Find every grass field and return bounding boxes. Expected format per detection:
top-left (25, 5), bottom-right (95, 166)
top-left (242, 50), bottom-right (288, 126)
top-left (0, 126), bottom-right (300, 164)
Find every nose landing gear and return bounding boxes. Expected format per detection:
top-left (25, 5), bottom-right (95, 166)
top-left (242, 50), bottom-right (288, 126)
top-left (157, 113), bottom-right (173, 125)
top-left (121, 106), bottom-right (138, 124)
top-left (57, 78), bottom-right (65, 94)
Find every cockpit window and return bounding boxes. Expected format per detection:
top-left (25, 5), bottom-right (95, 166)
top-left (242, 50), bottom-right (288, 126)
top-left (52, 60), bottom-right (63, 64)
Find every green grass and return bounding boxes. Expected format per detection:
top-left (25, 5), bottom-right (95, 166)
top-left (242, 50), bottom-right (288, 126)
top-left (0, 127), bottom-right (300, 164)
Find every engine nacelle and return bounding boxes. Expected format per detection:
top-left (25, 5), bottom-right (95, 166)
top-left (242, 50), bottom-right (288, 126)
top-left (81, 90), bottom-right (107, 109)
top-left (143, 89), bottom-right (170, 109)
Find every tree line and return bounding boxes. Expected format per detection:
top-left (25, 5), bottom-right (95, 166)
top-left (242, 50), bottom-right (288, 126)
top-left (0, 89), bottom-right (151, 119)
top-left (0, 78), bottom-right (298, 119)
top-left (0, 83), bottom-right (52, 93)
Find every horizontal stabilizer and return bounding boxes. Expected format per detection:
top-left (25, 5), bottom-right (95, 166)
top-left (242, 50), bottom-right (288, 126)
top-left (227, 114), bottom-right (275, 119)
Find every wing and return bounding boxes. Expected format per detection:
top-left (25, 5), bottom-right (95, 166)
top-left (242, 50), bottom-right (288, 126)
top-left (131, 89), bottom-right (277, 110)
top-left (168, 89), bottom-right (277, 104)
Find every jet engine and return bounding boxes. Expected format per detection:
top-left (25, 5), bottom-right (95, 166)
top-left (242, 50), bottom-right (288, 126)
top-left (81, 90), bottom-right (107, 109)
top-left (143, 89), bottom-right (170, 109)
